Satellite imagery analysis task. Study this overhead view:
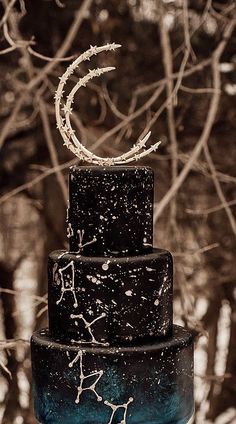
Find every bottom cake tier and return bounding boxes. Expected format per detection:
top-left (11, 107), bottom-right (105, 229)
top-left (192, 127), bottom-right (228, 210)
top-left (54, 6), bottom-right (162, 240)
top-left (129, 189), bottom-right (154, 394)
top-left (31, 325), bottom-right (194, 424)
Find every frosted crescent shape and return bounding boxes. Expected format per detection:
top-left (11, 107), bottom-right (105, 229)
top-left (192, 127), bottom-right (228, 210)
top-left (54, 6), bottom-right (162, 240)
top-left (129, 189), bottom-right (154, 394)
top-left (55, 43), bottom-right (161, 165)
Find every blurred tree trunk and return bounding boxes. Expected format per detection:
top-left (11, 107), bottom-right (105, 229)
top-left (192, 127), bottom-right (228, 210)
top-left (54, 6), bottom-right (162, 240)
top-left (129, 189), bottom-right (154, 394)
top-left (23, 175), bottom-right (67, 424)
top-left (0, 262), bottom-right (21, 424)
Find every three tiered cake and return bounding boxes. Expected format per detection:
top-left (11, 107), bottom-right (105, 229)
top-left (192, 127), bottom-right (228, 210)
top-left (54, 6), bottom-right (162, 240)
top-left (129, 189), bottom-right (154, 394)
top-left (31, 165), bottom-right (194, 424)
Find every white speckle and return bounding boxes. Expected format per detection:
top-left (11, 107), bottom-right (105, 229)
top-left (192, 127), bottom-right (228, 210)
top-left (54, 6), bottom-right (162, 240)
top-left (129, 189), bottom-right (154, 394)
top-left (146, 267), bottom-right (155, 272)
top-left (143, 237), bottom-right (147, 243)
top-left (125, 290), bottom-right (133, 296)
top-left (126, 322), bottom-right (134, 328)
top-left (154, 299), bottom-right (160, 306)
top-left (102, 261), bottom-right (110, 271)
top-left (86, 275), bottom-right (102, 285)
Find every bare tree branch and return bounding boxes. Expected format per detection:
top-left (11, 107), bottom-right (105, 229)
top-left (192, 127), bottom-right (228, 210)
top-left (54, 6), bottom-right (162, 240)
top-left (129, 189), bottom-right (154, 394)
top-left (154, 19), bottom-right (236, 222)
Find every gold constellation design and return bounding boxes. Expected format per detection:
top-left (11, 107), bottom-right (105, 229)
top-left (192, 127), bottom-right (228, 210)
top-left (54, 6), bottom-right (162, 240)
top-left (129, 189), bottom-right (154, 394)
top-left (67, 350), bottom-right (134, 422)
top-left (67, 222), bottom-right (74, 238)
top-left (77, 229), bottom-right (97, 252)
top-left (70, 312), bottom-right (109, 346)
top-left (104, 397), bottom-right (134, 424)
top-left (68, 350), bottom-right (103, 404)
top-left (58, 229), bottom-right (97, 259)
top-left (56, 261), bottom-right (78, 308)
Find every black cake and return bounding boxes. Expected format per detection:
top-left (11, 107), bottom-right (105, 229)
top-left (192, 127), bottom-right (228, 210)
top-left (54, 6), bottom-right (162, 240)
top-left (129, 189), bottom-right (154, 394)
top-left (31, 165), bottom-right (194, 424)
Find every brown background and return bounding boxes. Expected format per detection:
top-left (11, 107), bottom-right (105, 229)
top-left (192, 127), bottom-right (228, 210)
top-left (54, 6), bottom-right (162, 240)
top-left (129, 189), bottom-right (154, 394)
top-left (0, 0), bottom-right (236, 423)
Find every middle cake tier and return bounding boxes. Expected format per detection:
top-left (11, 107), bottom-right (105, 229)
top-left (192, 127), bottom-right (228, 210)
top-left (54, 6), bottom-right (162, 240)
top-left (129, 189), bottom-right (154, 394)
top-left (48, 248), bottom-right (173, 345)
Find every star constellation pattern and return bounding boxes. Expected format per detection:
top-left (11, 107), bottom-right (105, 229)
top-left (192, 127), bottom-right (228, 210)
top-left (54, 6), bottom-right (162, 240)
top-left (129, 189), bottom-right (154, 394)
top-left (57, 229), bottom-right (97, 259)
top-left (67, 223), bottom-right (74, 238)
top-left (68, 350), bottom-right (134, 424)
top-left (69, 350), bottom-right (103, 404)
top-left (70, 312), bottom-right (109, 346)
top-left (77, 229), bottom-right (97, 251)
top-left (104, 397), bottom-right (134, 424)
top-left (56, 261), bottom-right (78, 308)
top-left (52, 263), bottom-right (60, 286)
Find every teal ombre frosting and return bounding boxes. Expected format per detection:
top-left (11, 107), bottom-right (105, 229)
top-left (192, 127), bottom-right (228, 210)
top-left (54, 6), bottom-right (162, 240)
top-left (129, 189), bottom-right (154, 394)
top-left (34, 376), bottom-right (193, 424)
top-left (35, 390), bottom-right (193, 424)
top-left (100, 366), bottom-right (126, 401)
top-left (31, 326), bottom-right (194, 424)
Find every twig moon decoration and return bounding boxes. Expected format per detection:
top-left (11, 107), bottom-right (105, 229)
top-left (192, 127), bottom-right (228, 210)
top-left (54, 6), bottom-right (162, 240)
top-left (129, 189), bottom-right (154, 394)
top-left (55, 43), bottom-right (161, 165)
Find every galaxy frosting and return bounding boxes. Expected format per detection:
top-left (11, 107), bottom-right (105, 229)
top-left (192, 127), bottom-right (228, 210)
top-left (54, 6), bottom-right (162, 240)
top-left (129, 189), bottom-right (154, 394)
top-left (31, 166), bottom-right (194, 424)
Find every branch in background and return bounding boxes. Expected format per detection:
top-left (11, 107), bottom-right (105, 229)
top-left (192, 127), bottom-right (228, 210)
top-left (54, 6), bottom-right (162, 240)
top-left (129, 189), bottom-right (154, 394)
top-left (135, 58), bottom-right (212, 96)
top-left (27, 46), bottom-right (76, 62)
top-left (0, 0), bottom-right (94, 151)
top-left (0, 339), bottom-right (29, 378)
top-left (154, 19), bottom-right (236, 222)
top-left (39, 98), bottom-right (68, 204)
top-left (91, 85), bottom-right (164, 151)
top-left (0, 288), bottom-right (47, 304)
top-left (204, 144), bottom-right (236, 236)
top-left (159, 3), bottom-right (178, 226)
top-left (0, 159), bottom-right (77, 205)
top-left (172, 0), bottom-right (192, 103)
top-left (0, 0), bottom-right (16, 28)
top-left (186, 199), bottom-right (236, 216)
top-left (173, 242), bottom-right (219, 257)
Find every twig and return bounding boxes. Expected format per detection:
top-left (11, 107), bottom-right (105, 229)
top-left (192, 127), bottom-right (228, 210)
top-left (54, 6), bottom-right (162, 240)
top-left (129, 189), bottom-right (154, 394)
top-left (159, 4), bottom-right (178, 225)
top-left (0, 0), bottom-right (94, 152)
top-left (0, 358), bottom-right (12, 379)
top-left (0, 288), bottom-right (48, 304)
top-left (39, 98), bottom-right (68, 204)
top-left (28, 46), bottom-right (76, 62)
top-left (173, 0), bottom-right (212, 60)
top-left (0, 159), bottom-right (77, 205)
top-left (27, 0), bottom-right (94, 91)
top-left (0, 94), bottom-right (27, 150)
top-left (0, 339), bottom-right (29, 348)
top-left (1, 0), bottom-right (67, 205)
top-left (186, 199), bottom-right (236, 215)
top-left (0, 45), bottom-right (16, 55)
top-left (102, 85), bottom-right (127, 120)
top-left (172, 0), bottom-right (192, 103)
top-left (154, 19), bottom-right (236, 222)
top-left (173, 243), bottom-right (219, 257)
top-left (90, 85), bottom-right (164, 152)
top-left (55, 0), bottom-right (65, 8)
top-left (195, 373), bottom-right (232, 382)
top-left (36, 305), bottom-right (48, 318)
top-left (135, 58), bottom-right (211, 96)
top-left (180, 85), bottom-right (220, 94)
top-left (204, 144), bottom-right (236, 236)
top-left (177, 152), bottom-right (236, 184)
top-left (0, 0), bottom-right (16, 28)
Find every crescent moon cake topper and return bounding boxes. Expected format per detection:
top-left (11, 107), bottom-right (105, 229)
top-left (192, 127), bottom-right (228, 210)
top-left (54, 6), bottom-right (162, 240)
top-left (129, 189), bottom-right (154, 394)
top-left (55, 43), bottom-right (161, 166)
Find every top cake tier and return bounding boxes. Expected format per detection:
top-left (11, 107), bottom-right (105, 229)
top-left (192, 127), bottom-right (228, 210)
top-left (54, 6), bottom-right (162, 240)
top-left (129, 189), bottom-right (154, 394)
top-left (68, 166), bottom-right (154, 256)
